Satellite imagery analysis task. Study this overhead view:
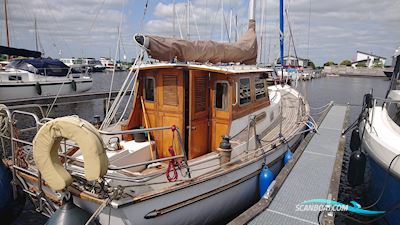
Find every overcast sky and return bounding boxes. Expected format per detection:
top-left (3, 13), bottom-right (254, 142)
top-left (1, 0), bottom-right (399, 66)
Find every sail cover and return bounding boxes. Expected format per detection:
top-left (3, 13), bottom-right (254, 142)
top-left (135, 20), bottom-right (257, 65)
top-left (0, 46), bottom-right (41, 58)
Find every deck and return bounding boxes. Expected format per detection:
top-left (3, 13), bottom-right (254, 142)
top-left (228, 105), bottom-right (349, 225)
top-left (232, 87), bottom-right (308, 150)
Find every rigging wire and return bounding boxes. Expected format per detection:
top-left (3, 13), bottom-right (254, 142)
top-left (285, 9), bottom-right (298, 60)
top-left (106, 0), bottom-right (125, 114)
top-left (306, 0), bottom-right (312, 59)
top-left (188, 1), bottom-right (201, 40)
top-left (41, 0), bottom-right (73, 55)
top-left (87, 0), bottom-right (107, 34)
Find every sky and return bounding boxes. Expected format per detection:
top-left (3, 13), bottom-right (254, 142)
top-left (1, 0), bottom-right (399, 66)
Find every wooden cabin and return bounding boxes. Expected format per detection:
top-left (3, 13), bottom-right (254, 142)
top-left (122, 64), bottom-right (272, 160)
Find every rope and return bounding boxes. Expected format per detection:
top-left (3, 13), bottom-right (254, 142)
top-left (310, 102), bottom-right (332, 110)
top-left (0, 111), bottom-right (9, 137)
top-left (166, 146), bottom-right (178, 182)
top-left (310, 105), bottom-right (332, 115)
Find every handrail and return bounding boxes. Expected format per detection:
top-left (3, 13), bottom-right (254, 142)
top-left (374, 96), bottom-right (400, 104)
top-left (10, 110), bottom-right (42, 202)
top-left (101, 125), bottom-right (191, 177)
top-left (99, 126), bottom-right (173, 135)
top-left (8, 104), bottom-right (46, 118)
top-left (108, 155), bottom-right (185, 170)
top-left (6, 109), bottom-right (193, 197)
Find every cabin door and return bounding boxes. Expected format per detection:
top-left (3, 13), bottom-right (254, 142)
top-left (210, 74), bottom-right (231, 151)
top-left (188, 70), bottom-right (210, 159)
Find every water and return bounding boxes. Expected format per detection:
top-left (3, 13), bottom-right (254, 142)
top-left (296, 76), bottom-right (389, 225)
top-left (8, 74), bottom-right (390, 225)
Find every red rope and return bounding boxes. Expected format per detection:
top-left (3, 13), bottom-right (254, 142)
top-left (166, 146), bottom-right (178, 182)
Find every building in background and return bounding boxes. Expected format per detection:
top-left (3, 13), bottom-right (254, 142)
top-left (351, 50), bottom-right (386, 68)
top-left (276, 55), bottom-right (313, 68)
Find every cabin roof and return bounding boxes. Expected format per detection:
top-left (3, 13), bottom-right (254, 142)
top-left (133, 63), bottom-right (273, 74)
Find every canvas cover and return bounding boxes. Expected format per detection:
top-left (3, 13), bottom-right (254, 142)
top-left (136, 20), bottom-right (257, 65)
top-left (7, 58), bottom-right (69, 76)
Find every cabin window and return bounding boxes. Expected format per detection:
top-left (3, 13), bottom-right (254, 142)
top-left (255, 78), bottom-right (266, 100)
top-left (215, 81), bottom-right (228, 110)
top-left (8, 75), bottom-right (22, 81)
top-left (239, 78), bottom-right (251, 105)
top-left (144, 77), bottom-right (155, 102)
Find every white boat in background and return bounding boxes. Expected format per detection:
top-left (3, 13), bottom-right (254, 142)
top-left (0, 58), bottom-right (92, 101)
top-left (60, 57), bottom-right (87, 72)
top-left (0, 61), bottom-right (9, 70)
top-left (82, 58), bottom-right (106, 72)
top-left (100, 57), bottom-right (122, 71)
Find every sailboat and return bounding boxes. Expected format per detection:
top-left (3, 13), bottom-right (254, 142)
top-left (0, 0), bottom-right (310, 224)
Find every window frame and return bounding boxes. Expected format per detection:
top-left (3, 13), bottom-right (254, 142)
top-left (238, 77), bottom-right (252, 106)
top-left (254, 77), bottom-right (267, 101)
top-left (214, 80), bottom-right (229, 111)
top-left (143, 76), bottom-right (156, 102)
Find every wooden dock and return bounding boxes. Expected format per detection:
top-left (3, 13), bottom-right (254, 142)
top-left (228, 105), bottom-right (349, 225)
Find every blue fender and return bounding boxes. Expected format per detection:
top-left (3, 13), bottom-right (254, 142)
top-left (259, 165), bottom-right (274, 198)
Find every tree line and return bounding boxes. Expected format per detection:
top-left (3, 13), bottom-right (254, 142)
top-left (323, 59), bottom-right (383, 68)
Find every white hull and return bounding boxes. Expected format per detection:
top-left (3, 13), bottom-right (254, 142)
top-left (74, 132), bottom-right (304, 225)
top-left (0, 79), bottom-right (92, 101)
top-left (361, 106), bottom-right (400, 179)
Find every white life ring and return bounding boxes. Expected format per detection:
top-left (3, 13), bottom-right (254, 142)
top-left (33, 116), bottom-right (109, 191)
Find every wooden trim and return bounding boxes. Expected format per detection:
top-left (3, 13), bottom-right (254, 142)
top-left (232, 73), bottom-right (270, 120)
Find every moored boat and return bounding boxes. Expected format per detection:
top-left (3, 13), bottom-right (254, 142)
top-left (0, 1), bottom-right (311, 224)
top-left (0, 58), bottom-right (92, 101)
top-left (349, 46), bottom-right (400, 225)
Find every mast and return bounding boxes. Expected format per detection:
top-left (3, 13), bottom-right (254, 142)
top-left (34, 18), bottom-right (39, 51)
top-left (4, 0), bottom-right (10, 47)
top-left (279, 0), bottom-right (284, 78)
